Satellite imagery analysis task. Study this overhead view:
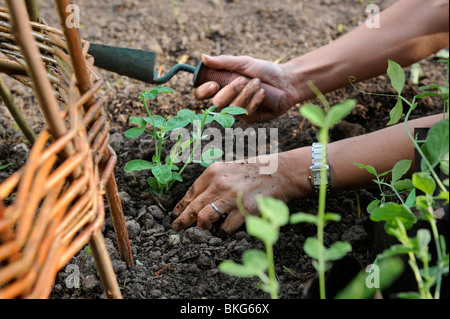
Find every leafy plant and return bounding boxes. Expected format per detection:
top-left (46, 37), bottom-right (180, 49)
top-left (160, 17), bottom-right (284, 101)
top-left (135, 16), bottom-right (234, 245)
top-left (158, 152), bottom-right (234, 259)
top-left (123, 86), bottom-right (247, 194)
top-left (219, 195), bottom-right (289, 299)
top-left (0, 162), bottom-right (12, 170)
top-left (290, 81), bottom-right (355, 299)
top-left (219, 84), bottom-right (356, 299)
top-left (351, 59), bottom-right (449, 298)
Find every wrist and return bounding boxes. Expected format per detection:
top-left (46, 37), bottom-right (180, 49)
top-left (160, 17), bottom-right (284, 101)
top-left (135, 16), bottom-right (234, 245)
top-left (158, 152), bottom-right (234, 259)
top-left (281, 46), bottom-right (346, 105)
top-left (277, 147), bottom-right (315, 200)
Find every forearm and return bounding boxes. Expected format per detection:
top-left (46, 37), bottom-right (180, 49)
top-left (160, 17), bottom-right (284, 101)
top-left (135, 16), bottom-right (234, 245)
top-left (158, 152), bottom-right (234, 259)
top-left (282, 114), bottom-right (444, 198)
top-left (283, 0), bottom-right (449, 104)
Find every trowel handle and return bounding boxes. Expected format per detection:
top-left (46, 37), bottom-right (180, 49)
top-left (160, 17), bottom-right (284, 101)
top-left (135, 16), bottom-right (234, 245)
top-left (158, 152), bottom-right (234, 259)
top-left (193, 62), bottom-right (286, 114)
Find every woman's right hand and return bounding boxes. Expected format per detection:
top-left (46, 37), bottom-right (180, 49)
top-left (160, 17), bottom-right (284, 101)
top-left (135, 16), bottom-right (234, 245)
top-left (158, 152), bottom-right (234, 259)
top-left (194, 54), bottom-right (300, 124)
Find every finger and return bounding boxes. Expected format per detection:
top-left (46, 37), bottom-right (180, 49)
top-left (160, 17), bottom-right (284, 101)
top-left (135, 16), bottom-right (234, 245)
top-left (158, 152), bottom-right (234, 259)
top-left (194, 81), bottom-right (220, 100)
top-left (212, 76), bottom-right (249, 109)
top-left (172, 192), bottom-right (211, 231)
top-left (237, 87), bottom-right (266, 124)
top-left (218, 210), bottom-right (246, 237)
top-left (173, 175), bottom-right (211, 214)
top-left (202, 54), bottom-right (253, 74)
top-left (229, 78), bottom-right (261, 111)
top-left (197, 200), bottom-right (229, 230)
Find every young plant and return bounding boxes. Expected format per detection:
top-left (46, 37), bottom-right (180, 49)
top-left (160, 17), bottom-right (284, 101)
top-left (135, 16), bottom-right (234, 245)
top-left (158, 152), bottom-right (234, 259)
top-left (352, 59), bottom-right (449, 299)
top-left (290, 82), bottom-right (355, 299)
top-left (123, 86), bottom-right (247, 194)
top-left (0, 162), bottom-right (12, 170)
top-left (219, 196), bottom-right (289, 299)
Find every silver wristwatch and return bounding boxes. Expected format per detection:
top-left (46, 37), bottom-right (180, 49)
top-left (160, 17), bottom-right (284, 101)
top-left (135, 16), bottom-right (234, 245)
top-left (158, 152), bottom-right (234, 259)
top-left (309, 142), bottom-right (331, 193)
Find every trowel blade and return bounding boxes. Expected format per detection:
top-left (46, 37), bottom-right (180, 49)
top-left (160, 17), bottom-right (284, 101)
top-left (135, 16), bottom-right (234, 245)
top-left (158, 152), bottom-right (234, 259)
top-left (88, 43), bottom-right (156, 84)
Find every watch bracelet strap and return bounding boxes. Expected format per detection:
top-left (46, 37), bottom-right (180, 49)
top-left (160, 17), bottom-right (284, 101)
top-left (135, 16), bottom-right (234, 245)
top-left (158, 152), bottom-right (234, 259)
top-left (310, 142), bottom-right (331, 193)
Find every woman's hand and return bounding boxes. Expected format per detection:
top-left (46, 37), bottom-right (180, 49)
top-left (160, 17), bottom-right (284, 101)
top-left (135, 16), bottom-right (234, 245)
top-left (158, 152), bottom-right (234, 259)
top-left (194, 54), bottom-right (300, 124)
top-left (171, 150), bottom-right (313, 236)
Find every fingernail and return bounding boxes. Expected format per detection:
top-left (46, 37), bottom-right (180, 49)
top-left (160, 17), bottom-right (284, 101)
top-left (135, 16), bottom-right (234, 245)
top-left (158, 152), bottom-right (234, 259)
top-left (203, 54), bottom-right (212, 60)
top-left (209, 82), bottom-right (218, 90)
top-left (239, 77), bottom-right (248, 86)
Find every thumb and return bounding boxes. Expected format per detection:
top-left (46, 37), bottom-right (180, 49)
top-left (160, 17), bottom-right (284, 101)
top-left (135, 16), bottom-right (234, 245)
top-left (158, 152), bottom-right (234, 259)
top-left (201, 54), bottom-right (252, 74)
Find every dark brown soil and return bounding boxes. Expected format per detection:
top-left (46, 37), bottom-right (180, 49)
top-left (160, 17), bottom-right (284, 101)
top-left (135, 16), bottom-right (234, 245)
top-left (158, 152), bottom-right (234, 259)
top-left (0, 0), bottom-right (447, 303)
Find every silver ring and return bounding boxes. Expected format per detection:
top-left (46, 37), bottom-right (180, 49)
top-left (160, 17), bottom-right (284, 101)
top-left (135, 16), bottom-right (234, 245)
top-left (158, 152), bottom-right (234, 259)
top-left (210, 202), bottom-right (226, 217)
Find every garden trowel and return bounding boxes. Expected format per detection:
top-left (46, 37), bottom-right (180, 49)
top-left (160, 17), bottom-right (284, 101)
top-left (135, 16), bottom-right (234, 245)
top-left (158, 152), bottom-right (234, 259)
top-left (87, 43), bottom-right (285, 113)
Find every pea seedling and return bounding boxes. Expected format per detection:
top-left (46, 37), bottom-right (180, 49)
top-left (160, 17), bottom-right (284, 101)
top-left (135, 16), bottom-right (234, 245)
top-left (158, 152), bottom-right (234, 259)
top-left (291, 82), bottom-right (355, 299)
top-left (219, 195), bottom-right (289, 299)
top-left (0, 162), bottom-right (12, 170)
top-left (123, 86), bottom-right (247, 194)
top-left (352, 59), bottom-right (449, 298)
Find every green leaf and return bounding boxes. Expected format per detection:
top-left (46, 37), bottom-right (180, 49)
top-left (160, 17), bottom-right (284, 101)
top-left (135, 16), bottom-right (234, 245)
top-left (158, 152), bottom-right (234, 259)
top-left (387, 98), bottom-right (403, 126)
top-left (440, 152), bottom-right (449, 175)
top-left (129, 116), bottom-right (147, 128)
top-left (415, 195), bottom-right (434, 218)
top-left (220, 106), bottom-right (248, 116)
top-left (367, 199), bottom-right (381, 214)
top-left (324, 213), bottom-right (341, 222)
top-left (219, 260), bottom-right (259, 278)
top-left (144, 115), bottom-right (165, 129)
top-left (396, 292), bottom-right (422, 299)
top-left (206, 105), bottom-right (218, 113)
top-left (300, 104), bottom-right (325, 127)
top-left (197, 113), bottom-right (214, 125)
top-left (257, 196), bottom-right (289, 227)
top-left (213, 113), bottom-right (235, 128)
top-left (124, 159), bottom-right (155, 172)
top-left (0, 163), bottom-right (12, 170)
top-left (246, 215), bottom-right (278, 246)
top-left (371, 202), bottom-right (416, 232)
top-left (141, 86), bottom-right (174, 100)
top-left (393, 179), bottom-right (413, 191)
top-left (423, 119), bottom-right (449, 169)
top-left (151, 165), bottom-right (172, 185)
top-left (393, 179), bottom-right (413, 192)
top-left (178, 109), bottom-right (199, 123)
top-left (326, 99), bottom-right (356, 126)
top-left (335, 257), bottom-right (404, 299)
top-left (124, 127), bottom-right (144, 138)
top-left (354, 162), bottom-right (378, 177)
top-left (242, 249), bottom-right (268, 273)
top-left (171, 171), bottom-right (183, 182)
top-left (303, 237), bottom-right (321, 260)
top-left (147, 177), bottom-right (160, 191)
top-left (180, 138), bottom-right (193, 151)
top-left (412, 172), bottom-right (435, 195)
top-left (165, 116), bottom-right (190, 131)
top-left (391, 159), bottom-right (411, 183)
top-left (435, 48), bottom-right (449, 59)
top-left (325, 241), bottom-right (352, 262)
top-left (387, 59), bottom-right (405, 95)
top-left (135, 259), bottom-right (144, 266)
top-left (404, 188), bottom-right (416, 208)
top-left (153, 86), bottom-right (175, 94)
top-left (201, 148), bottom-right (224, 163)
top-left (415, 91), bottom-right (443, 99)
top-left (419, 84), bottom-right (449, 95)
top-left (290, 212), bottom-right (318, 225)
top-left (378, 244), bottom-right (415, 259)
top-left (415, 228), bottom-right (431, 260)
top-left (303, 237), bottom-right (351, 262)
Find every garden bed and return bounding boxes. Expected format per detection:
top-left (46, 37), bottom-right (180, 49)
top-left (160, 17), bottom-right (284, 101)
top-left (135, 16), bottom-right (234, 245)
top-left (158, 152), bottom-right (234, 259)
top-left (0, 0), bottom-right (447, 300)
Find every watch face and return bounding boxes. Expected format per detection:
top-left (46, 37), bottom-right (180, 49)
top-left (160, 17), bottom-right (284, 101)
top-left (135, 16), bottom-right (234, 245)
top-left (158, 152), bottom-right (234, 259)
top-left (313, 172), bottom-right (322, 185)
